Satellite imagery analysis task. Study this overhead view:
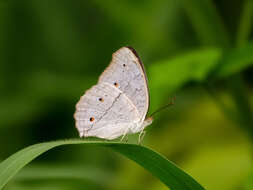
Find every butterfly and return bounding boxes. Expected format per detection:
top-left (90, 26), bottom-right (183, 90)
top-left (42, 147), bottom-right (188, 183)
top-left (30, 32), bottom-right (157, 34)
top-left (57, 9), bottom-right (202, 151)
top-left (74, 47), bottom-right (153, 141)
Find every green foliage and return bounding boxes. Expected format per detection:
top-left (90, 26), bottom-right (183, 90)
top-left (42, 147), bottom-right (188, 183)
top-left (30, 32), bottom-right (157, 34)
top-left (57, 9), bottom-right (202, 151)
top-left (216, 42), bottom-right (253, 77)
top-left (149, 42), bottom-right (253, 109)
top-left (180, 0), bottom-right (229, 46)
top-left (0, 140), bottom-right (205, 190)
top-left (149, 48), bottom-right (221, 108)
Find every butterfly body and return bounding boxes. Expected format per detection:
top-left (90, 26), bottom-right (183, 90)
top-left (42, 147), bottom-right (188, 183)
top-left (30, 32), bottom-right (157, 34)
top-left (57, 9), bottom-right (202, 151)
top-left (74, 47), bottom-right (152, 140)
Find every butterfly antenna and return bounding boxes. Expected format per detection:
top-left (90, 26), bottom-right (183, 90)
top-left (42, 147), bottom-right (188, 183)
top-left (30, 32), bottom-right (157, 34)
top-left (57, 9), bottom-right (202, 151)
top-left (150, 97), bottom-right (176, 117)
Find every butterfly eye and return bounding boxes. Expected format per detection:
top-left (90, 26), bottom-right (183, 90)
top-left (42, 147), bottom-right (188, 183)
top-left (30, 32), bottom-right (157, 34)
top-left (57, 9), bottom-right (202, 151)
top-left (114, 82), bottom-right (119, 87)
top-left (89, 117), bottom-right (95, 122)
top-left (123, 64), bottom-right (126, 67)
top-left (98, 98), bottom-right (104, 102)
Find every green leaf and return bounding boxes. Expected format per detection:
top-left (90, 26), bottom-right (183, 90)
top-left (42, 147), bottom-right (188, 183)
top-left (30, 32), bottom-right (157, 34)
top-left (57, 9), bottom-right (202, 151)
top-left (148, 42), bottom-right (253, 109)
top-left (7, 164), bottom-right (113, 190)
top-left (14, 164), bottom-right (113, 184)
top-left (180, 0), bottom-right (229, 47)
top-left (149, 48), bottom-right (221, 108)
top-left (150, 48), bottom-right (221, 91)
top-left (216, 42), bottom-right (253, 77)
top-left (236, 0), bottom-right (253, 47)
top-left (0, 139), bottom-right (205, 190)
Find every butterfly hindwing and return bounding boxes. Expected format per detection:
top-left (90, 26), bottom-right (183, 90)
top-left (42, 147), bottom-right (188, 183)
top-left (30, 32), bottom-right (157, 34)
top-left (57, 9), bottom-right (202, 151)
top-left (74, 82), bottom-right (140, 139)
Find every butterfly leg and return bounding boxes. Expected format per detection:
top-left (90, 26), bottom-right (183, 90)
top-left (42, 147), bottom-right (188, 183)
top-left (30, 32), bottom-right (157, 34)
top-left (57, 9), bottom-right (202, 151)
top-left (120, 130), bottom-right (128, 142)
top-left (123, 135), bottom-right (129, 142)
top-left (138, 130), bottom-right (146, 145)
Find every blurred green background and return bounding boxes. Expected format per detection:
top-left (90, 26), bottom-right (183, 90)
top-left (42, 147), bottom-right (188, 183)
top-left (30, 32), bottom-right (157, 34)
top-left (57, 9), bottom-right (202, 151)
top-left (1, 0), bottom-right (253, 189)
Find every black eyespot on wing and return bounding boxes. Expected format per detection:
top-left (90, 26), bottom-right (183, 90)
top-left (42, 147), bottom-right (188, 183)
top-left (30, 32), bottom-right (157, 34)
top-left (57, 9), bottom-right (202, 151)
top-left (114, 82), bottom-right (119, 87)
top-left (99, 98), bottom-right (104, 102)
top-left (90, 117), bottom-right (94, 122)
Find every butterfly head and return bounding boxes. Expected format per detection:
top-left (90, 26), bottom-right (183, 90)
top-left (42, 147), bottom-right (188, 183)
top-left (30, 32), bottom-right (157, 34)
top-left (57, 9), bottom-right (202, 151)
top-left (141, 117), bottom-right (153, 129)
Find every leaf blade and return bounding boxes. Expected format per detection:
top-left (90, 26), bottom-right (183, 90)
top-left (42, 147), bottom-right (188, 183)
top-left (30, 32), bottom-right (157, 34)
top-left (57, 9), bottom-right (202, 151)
top-left (180, 0), bottom-right (229, 47)
top-left (0, 139), bottom-right (205, 190)
top-left (216, 42), bottom-right (253, 77)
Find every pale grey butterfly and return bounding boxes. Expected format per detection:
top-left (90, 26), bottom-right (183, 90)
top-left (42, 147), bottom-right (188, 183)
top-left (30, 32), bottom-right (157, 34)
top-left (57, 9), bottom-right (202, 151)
top-left (74, 47), bottom-right (153, 141)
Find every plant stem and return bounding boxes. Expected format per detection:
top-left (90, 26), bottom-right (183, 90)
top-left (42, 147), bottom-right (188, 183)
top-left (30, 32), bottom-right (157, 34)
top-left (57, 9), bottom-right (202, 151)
top-left (181, 0), bottom-right (230, 47)
top-left (236, 0), bottom-right (253, 47)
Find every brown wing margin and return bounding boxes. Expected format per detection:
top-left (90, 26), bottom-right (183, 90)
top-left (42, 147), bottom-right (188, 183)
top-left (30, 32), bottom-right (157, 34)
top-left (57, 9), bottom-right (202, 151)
top-left (125, 46), bottom-right (150, 114)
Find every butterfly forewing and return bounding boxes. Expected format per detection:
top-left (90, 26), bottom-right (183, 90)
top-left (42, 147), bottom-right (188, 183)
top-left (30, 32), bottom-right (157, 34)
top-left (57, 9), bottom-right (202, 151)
top-left (98, 47), bottom-right (149, 121)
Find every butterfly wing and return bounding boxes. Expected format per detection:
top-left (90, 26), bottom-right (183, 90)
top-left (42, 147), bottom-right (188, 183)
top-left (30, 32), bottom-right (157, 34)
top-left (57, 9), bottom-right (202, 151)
top-left (98, 47), bottom-right (149, 122)
top-left (74, 82), bottom-right (140, 139)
